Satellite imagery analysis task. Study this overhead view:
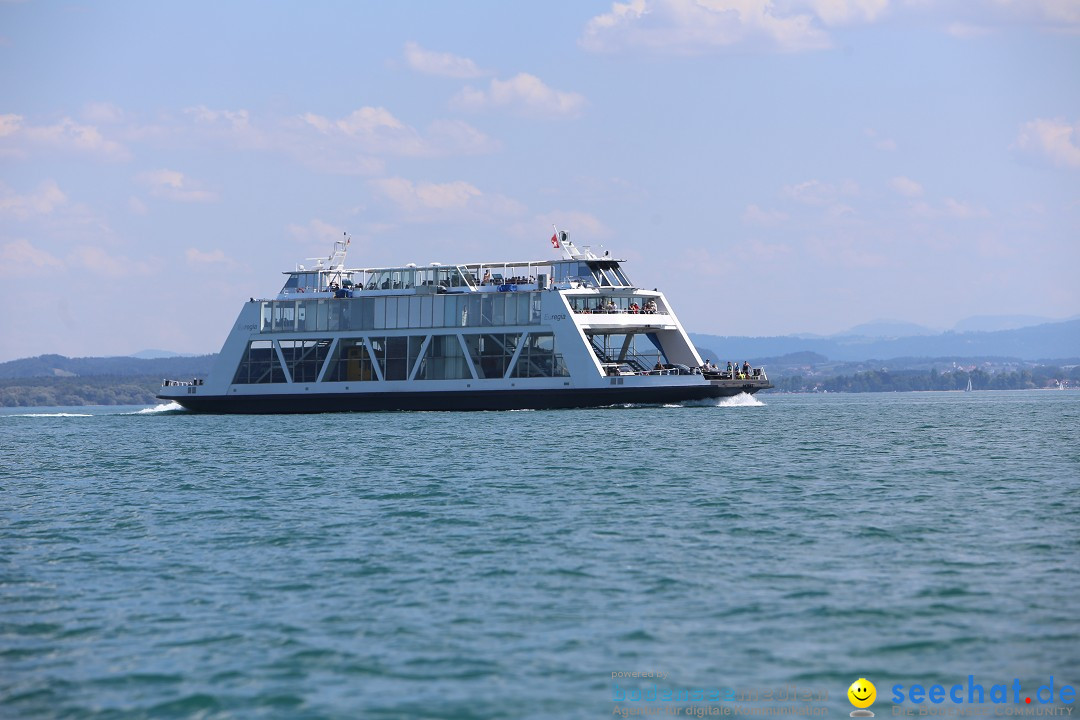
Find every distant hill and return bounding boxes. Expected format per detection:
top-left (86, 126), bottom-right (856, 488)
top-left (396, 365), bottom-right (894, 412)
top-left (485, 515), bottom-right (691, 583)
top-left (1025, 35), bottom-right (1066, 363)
top-left (692, 318), bottom-right (1080, 363)
top-left (950, 314), bottom-right (1068, 333)
top-left (0, 354), bottom-right (217, 380)
top-left (837, 320), bottom-right (938, 337)
top-left (130, 349), bottom-right (202, 359)
top-left (0, 354), bottom-right (219, 407)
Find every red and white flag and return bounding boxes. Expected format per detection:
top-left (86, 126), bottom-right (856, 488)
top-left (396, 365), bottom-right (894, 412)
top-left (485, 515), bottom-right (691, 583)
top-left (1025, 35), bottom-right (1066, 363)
top-left (551, 232), bottom-right (560, 249)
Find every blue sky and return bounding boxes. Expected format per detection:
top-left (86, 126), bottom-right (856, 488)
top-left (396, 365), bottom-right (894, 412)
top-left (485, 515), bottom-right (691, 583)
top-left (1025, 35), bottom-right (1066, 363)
top-left (1, 0), bottom-right (1078, 360)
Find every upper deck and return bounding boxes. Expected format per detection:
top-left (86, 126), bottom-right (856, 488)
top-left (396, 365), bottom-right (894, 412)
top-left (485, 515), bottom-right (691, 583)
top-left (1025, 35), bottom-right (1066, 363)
top-left (276, 233), bottom-right (637, 301)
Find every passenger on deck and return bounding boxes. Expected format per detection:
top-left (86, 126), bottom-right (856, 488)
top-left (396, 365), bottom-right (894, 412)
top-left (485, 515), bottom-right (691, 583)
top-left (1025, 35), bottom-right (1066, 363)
top-left (481, 270), bottom-right (492, 285)
top-left (726, 361), bottom-right (733, 376)
top-left (605, 299), bottom-right (617, 313)
top-left (654, 361), bottom-right (664, 372)
top-left (742, 361), bottom-right (751, 377)
top-left (629, 302), bottom-right (640, 314)
top-left (644, 299), bottom-right (657, 314)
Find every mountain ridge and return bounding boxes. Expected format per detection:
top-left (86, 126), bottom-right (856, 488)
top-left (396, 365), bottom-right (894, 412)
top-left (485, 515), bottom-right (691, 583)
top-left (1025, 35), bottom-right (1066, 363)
top-left (692, 318), bottom-right (1080, 363)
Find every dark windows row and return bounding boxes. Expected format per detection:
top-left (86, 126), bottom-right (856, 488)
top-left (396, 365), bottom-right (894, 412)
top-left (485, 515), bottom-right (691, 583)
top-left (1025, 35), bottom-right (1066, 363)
top-left (234, 333), bottom-right (568, 384)
top-left (260, 292), bottom-right (542, 334)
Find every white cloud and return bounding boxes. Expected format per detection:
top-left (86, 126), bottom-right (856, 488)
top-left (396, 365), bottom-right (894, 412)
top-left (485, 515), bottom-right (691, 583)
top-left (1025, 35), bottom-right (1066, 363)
top-left (425, 119), bottom-right (502, 154)
top-left (452, 73), bottom-right (586, 117)
top-left (0, 113), bottom-right (22, 137)
top-left (403, 41), bottom-right (485, 78)
top-left (864, 127), bottom-right (897, 151)
top-left (530, 211), bottom-right (614, 240)
top-left (368, 177), bottom-right (527, 222)
top-left (67, 245), bottom-right (150, 277)
top-left (288, 219), bottom-right (346, 248)
top-left (581, 0), bottom-right (1080, 55)
top-left (178, 105), bottom-right (386, 174)
top-left (0, 180), bottom-right (68, 219)
top-left (300, 106), bottom-right (499, 156)
top-left (945, 22), bottom-right (994, 37)
top-left (910, 198), bottom-right (989, 219)
top-left (0, 238), bottom-right (63, 271)
top-left (730, 237), bottom-right (793, 263)
top-left (936, 0), bottom-right (1080, 34)
top-left (184, 105), bottom-right (251, 131)
top-left (370, 177), bottom-right (483, 212)
top-left (128, 196), bottom-right (148, 215)
top-left (137, 169), bottom-right (217, 203)
top-left (994, 0), bottom-right (1080, 25)
top-left (0, 114), bottom-right (129, 160)
top-left (890, 176), bottom-right (924, 197)
top-left (942, 198), bottom-right (989, 219)
top-left (803, 0), bottom-right (889, 26)
top-left (1016, 117), bottom-right (1080, 168)
top-left (783, 178), bottom-right (859, 205)
top-left (185, 248), bottom-right (234, 266)
top-left (742, 204), bottom-right (788, 226)
top-left (0, 236), bottom-right (150, 279)
top-left (581, 0), bottom-right (832, 55)
top-left (82, 102), bottom-right (125, 124)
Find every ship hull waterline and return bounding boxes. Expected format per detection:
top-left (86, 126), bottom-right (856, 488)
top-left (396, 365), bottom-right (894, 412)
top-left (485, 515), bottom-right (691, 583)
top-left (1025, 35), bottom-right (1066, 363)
top-left (159, 382), bottom-right (770, 414)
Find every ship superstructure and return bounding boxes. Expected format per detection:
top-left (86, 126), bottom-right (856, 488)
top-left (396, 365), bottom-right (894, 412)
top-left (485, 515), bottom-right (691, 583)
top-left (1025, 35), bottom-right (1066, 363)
top-left (159, 231), bottom-right (770, 412)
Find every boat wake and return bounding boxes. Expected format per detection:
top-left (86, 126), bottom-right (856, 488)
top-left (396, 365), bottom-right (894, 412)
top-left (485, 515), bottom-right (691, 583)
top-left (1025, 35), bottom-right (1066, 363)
top-left (718, 392), bottom-right (765, 407)
top-left (130, 401), bottom-right (186, 415)
top-left (6, 411), bottom-right (94, 418)
top-left (675, 392), bottom-right (765, 408)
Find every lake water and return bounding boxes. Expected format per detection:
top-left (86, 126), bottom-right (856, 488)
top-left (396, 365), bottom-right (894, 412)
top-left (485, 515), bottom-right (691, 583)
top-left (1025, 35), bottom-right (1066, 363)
top-left (2, 391), bottom-right (1078, 719)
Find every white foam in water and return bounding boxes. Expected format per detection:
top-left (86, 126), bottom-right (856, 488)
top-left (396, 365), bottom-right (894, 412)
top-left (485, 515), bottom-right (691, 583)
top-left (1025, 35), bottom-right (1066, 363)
top-left (7, 412), bottom-right (94, 418)
top-left (132, 401), bottom-right (185, 414)
top-left (717, 392), bottom-right (765, 407)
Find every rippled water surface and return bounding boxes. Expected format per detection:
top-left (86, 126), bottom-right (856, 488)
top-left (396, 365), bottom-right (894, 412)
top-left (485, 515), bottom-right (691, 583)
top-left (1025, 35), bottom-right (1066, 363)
top-left (3, 391), bottom-right (1078, 719)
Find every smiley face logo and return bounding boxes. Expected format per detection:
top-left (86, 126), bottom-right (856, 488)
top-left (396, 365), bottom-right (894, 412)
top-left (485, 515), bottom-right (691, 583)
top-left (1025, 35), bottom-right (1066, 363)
top-left (848, 678), bottom-right (876, 716)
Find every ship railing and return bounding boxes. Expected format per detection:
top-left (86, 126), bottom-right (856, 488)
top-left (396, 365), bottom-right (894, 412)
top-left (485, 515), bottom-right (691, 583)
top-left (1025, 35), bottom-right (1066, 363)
top-left (574, 306), bottom-right (666, 315)
top-left (162, 378), bottom-right (205, 387)
top-left (703, 368), bottom-right (768, 381)
top-left (601, 363), bottom-right (681, 377)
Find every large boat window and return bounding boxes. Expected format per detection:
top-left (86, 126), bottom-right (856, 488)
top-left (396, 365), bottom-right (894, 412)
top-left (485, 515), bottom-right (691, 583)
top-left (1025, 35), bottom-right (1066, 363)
top-left (273, 302), bottom-right (297, 332)
top-left (232, 340), bottom-right (285, 384)
top-left (260, 293), bottom-right (543, 334)
top-left (323, 339), bottom-right (378, 382)
top-left (415, 335), bottom-right (471, 380)
top-left (552, 261), bottom-right (594, 287)
top-left (280, 272), bottom-right (321, 294)
top-left (462, 333), bottom-right (520, 379)
top-left (587, 333), bottom-right (662, 372)
top-left (366, 336), bottom-right (425, 381)
top-left (511, 333), bottom-right (569, 378)
top-left (568, 296), bottom-right (662, 314)
top-left (279, 339), bottom-right (332, 383)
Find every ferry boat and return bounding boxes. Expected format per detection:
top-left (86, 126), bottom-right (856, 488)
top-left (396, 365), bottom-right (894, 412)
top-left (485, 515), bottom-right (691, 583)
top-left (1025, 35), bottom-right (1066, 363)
top-left (159, 230), bottom-right (770, 413)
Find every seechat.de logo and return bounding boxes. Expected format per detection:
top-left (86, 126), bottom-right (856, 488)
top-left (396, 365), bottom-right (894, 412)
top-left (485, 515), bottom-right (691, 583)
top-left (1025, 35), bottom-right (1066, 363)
top-left (849, 678), bottom-right (877, 717)
top-left (891, 676), bottom-right (1077, 706)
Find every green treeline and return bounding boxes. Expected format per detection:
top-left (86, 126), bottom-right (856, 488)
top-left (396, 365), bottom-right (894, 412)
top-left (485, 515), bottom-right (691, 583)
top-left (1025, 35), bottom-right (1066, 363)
top-left (0, 375), bottom-right (163, 407)
top-left (773, 366), bottom-right (1079, 393)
